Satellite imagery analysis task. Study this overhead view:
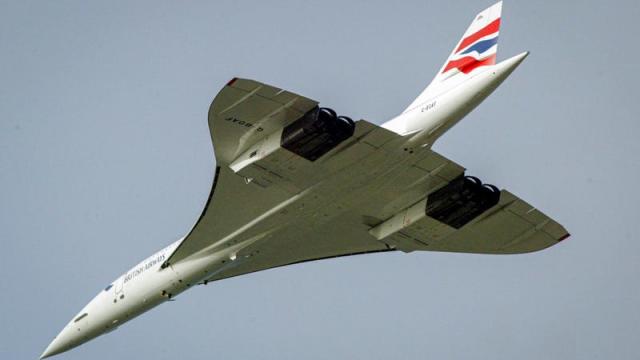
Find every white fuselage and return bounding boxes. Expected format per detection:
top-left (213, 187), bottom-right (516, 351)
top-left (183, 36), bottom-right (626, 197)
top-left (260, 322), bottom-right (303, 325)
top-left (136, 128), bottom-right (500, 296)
top-left (40, 235), bottom-right (262, 357)
top-left (41, 52), bottom-right (527, 359)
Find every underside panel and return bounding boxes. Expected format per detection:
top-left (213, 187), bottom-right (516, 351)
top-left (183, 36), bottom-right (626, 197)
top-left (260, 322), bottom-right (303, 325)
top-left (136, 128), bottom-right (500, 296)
top-left (209, 78), bottom-right (318, 165)
top-left (165, 78), bottom-right (568, 280)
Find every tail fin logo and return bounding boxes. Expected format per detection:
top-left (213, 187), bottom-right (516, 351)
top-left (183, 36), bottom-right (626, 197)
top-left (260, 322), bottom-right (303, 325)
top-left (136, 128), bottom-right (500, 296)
top-left (442, 18), bottom-right (501, 74)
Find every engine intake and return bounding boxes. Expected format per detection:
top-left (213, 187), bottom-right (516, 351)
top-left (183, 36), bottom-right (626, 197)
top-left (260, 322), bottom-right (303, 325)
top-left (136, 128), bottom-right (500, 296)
top-left (281, 106), bottom-right (355, 161)
top-left (426, 175), bottom-right (500, 229)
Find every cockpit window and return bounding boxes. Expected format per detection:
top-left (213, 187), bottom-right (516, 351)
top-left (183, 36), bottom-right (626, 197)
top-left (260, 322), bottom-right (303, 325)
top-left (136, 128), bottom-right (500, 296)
top-left (104, 284), bottom-right (113, 291)
top-left (74, 313), bottom-right (88, 323)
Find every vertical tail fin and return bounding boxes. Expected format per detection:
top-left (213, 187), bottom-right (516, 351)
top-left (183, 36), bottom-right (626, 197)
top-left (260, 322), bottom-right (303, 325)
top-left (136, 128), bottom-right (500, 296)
top-left (404, 1), bottom-right (503, 113)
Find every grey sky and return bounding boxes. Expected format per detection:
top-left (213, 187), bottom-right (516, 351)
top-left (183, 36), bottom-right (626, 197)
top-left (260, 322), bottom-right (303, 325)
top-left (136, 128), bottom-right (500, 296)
top-left (2, 0), bottom-right (639, 359)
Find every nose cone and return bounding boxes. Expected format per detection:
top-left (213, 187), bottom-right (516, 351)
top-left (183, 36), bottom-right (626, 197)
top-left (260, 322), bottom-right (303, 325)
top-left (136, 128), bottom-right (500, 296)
top-left (41, 293), bottom-right (104, 358)
top-left (40, 325), bottom-right (80, 359)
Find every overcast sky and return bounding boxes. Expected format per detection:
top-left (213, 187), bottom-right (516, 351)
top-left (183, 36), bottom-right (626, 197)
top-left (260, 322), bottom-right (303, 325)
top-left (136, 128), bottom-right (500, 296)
top-left (2, 1), bottom-right (639, 359)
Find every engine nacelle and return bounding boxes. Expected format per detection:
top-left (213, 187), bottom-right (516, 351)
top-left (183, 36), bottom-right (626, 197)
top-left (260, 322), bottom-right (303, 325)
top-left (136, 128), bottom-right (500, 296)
top-left (426, 175), bottom-right (500, 229)
top-left (281, 107), bottom-right (355, 161)
top-left (229, 106), bottom-right (355, 174)
top-left (369, 175), bottom-right (501, 251)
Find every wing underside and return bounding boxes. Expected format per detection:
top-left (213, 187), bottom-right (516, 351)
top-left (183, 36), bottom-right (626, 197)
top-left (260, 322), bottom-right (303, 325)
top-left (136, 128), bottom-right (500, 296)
top-left (163, 78), bottom-right (568, 283)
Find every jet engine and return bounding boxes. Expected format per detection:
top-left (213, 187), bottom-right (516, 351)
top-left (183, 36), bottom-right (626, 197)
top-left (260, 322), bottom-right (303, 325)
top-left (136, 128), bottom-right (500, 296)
top-left (369, 174), bottom-right (502, 249)
top-left (425, 175), bottom-right (500, 228)
top-left (281, 106), bottom-right (355, 161)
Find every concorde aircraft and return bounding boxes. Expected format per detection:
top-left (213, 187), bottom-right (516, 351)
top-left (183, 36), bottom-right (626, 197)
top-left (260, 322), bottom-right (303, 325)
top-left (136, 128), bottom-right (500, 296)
top-left (41, 2), bottom-right (568, 357)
